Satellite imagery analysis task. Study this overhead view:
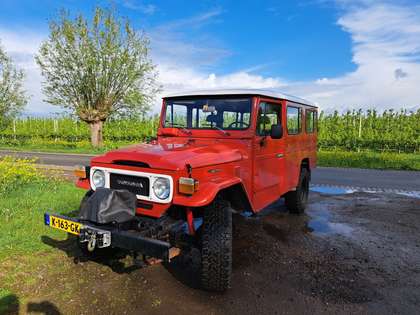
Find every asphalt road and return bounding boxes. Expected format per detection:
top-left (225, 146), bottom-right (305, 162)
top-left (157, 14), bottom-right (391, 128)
top-left (1, 150), bottom-right (419, 191)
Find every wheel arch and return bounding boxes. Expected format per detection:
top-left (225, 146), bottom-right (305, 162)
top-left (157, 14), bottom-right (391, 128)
top-left (218, 182), bottom-right (253, 213)
top-left (173, 178), bottom-right (253, 211)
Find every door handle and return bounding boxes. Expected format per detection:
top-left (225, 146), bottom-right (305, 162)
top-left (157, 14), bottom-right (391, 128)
top-left (276, 153), bottom-right (284, 158)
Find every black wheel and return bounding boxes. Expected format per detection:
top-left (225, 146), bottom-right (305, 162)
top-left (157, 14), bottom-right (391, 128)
top-left (200, 196), bottom-right (232, 292)
top-left (285, 168), bottom-right (310, 215)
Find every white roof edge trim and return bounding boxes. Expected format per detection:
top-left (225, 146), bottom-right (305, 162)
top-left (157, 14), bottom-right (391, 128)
top-left (163, 89), bottom-right (317, 107)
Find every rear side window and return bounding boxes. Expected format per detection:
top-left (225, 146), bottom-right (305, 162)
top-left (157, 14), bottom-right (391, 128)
top-left (287, 106), bottom-right (301, 135)
top-left (306, 110), bottom-right (317, 133)
top-left (256, 102), bottom-right (281, 136)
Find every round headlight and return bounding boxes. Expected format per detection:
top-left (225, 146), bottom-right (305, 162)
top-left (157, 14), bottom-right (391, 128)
top-left (153, 177), bottom-right (170, 200)
top-left (92, 169), bottom-right (105, 188)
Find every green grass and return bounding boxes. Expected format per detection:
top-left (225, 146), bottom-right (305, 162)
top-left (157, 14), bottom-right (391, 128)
top-left (318, 150), bottom-right (420, 171)
top-left (0, 140), bottom-right (135, 154)
top-left (0, 178), bottom-right (84, 312)
top-left (0, 181), bottom-right (85, 261)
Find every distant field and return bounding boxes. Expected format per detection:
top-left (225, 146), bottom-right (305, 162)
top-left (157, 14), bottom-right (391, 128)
top-left (0, 109), bottom-right (419, 170)
top-left (317, 151), bottom-right (420, 171)
top-left (1, 110), bottom-right (419, 153)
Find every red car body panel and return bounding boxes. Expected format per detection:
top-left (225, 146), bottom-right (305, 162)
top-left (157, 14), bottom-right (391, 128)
top-left (78, 94), bottom-right (317, 218)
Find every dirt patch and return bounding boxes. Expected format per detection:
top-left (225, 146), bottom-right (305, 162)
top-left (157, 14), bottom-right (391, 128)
top-left (1, 191), bottom-right (420, 314)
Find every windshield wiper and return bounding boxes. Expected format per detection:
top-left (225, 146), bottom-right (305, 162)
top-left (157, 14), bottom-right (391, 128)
top-left (169, 123), bottom-right (192, 135)
top-left (212, 125), bottom-right (230, 136)
top-left (180, 128), bottom-right (192, 135)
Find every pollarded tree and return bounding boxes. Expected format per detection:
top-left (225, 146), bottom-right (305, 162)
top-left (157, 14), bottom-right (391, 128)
top-left (0, 41), bottom-right (27, 128)
top-left (36, 7), bottom-right (159, 147)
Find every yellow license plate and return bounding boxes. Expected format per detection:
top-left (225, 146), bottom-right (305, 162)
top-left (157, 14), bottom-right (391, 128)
top-left (49, 215), bottom-right (81, 235)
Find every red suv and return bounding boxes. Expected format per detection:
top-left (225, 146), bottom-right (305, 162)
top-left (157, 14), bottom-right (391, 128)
top-left (44, 89), bottom-right (318, 291)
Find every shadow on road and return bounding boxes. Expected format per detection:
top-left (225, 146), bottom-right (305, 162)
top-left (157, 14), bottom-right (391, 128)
top-left (27, 301), bottom-right (62, 315)
top-left (40, 233), bottom-right (203, 289)
top-left (164, 247), bottom-right (202, 289)
top-left (0, 294), bottom-right (62, 315)
top-left (40, 234), bottom-right (143, 274)
top-left (0, 294), bottom-right (19, 315)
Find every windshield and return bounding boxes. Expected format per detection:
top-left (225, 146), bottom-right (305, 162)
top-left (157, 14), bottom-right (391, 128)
top-left (164, 97), bottom-right (252, 130)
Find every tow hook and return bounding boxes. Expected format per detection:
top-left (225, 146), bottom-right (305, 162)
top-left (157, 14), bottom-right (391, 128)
top-left (87, 232), bottom-right (97, 252)
top-left (79, 227), bottom-right (111, 249)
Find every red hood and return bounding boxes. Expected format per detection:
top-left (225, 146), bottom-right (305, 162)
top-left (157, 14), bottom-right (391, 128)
top-left (92, 138), bottom-right (244, 171)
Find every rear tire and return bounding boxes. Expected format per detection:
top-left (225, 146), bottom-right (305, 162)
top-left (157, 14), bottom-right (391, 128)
top-left (200, 196), bottom-right (232, 292)
top-left (285, 168), bottom-right (310, 215)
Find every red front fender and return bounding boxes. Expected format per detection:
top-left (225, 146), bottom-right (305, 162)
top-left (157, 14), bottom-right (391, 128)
top-left (173, 177), bottom-right (243, 208)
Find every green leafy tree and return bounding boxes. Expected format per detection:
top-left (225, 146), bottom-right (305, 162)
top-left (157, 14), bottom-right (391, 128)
top-left (0, 41), bottom-right (27, 129)
top-left (36, 7), bottom-right (159, 147)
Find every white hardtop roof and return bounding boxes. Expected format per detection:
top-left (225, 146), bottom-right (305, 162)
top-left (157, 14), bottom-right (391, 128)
top-left (163, 88), bottom-right (316, 107)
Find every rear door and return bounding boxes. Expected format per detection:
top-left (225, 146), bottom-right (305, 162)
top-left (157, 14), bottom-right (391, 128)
top-left (284, 103), bottom-right (304, 189)
top-left (253, 99), bottom-right (285, 210)
top-left (305, 108), bottom-right (318, 168)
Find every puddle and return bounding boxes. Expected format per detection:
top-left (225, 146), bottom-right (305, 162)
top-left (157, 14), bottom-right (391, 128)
top-left (240, 211), bottom-right (254, 218)
top-left (396, 191), bottom-right (420, 199)
top-left (311, 186), bottom-right (355, 195)
top-left (305, 206), bottom-right (353, 237)
top-left (311, 185), bottom-right (420, 199)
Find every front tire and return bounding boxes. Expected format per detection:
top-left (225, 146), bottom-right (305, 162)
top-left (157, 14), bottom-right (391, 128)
top-left (285, 168), bottom-right (310, 215)
top-left (200, 196), bottom-right (232, 292)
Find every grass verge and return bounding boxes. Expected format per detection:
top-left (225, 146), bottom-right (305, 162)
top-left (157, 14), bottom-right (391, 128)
top-left (318, 150), bottom-right (420, 171)
top-left (0, 141), bottom-right (132, 154)
top-left (0, 178), bottom-right (84, 313)
top-left (0, 181), bottom-right (85, 261)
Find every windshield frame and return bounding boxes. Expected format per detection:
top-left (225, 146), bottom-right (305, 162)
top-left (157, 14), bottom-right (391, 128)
top-left (162, 95), bottom-right (253, 132)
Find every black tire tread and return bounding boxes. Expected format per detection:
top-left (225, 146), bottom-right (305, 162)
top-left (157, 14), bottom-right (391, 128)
top-left (285, 168), bottom-right (309, 214)
top-left (201, 196), bottom-right (232, 292)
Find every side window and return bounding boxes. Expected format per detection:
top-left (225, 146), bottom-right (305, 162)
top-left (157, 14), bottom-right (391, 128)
top-left (256, 102), bottom-right (281, 136)
top-left (287, 106), bottom-right (301, 135)
top-left (306, 110), bottom-right (316, 133)
top-left (165, 104), bottom-right (187, 127)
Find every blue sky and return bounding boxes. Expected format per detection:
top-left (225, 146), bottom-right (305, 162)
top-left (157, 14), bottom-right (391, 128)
top-left (0, 0), bottom-right (419, 114)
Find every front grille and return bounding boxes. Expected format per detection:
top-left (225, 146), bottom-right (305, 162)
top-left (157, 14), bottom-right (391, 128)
top-left (110, 173), bottom-right (150, 196)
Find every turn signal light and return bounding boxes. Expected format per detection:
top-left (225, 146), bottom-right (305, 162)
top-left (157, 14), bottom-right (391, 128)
top-left (179, 177), bottom-right (199, 195)
top-left (74, 166), bottom-right (87, 179)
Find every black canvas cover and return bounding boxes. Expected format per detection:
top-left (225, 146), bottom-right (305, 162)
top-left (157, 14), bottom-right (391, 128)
top-left (79, 188), bottom-right (136, 224)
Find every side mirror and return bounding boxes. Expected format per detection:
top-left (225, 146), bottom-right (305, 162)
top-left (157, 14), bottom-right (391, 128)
top-left (271, 124), bottom-right (283, 139)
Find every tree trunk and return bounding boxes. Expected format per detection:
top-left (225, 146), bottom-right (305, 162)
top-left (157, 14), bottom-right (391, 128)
top-left (89, 121), bottom-right (103, 148)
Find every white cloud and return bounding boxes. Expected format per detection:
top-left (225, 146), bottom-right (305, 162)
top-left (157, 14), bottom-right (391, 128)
top-left (0, 28), bottom-right (59, 115)
top-left (273, 1), bottom-right (420, 111)
top-left (121, 0), bottom-right (157, 15)
top-left (2, 2), bottom-right (420, 116)
top-left (154, 2), bottom-right (420, 112)
top-left (149, 8), bottom-right (229, 69)
top-left (305, 2), bottom-right (420, 110)
top-left (156, 64), bottom-right (287, 109)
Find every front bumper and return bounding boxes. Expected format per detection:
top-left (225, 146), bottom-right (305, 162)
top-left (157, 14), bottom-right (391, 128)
top-left (44, 213), bottom-right (171, 261)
